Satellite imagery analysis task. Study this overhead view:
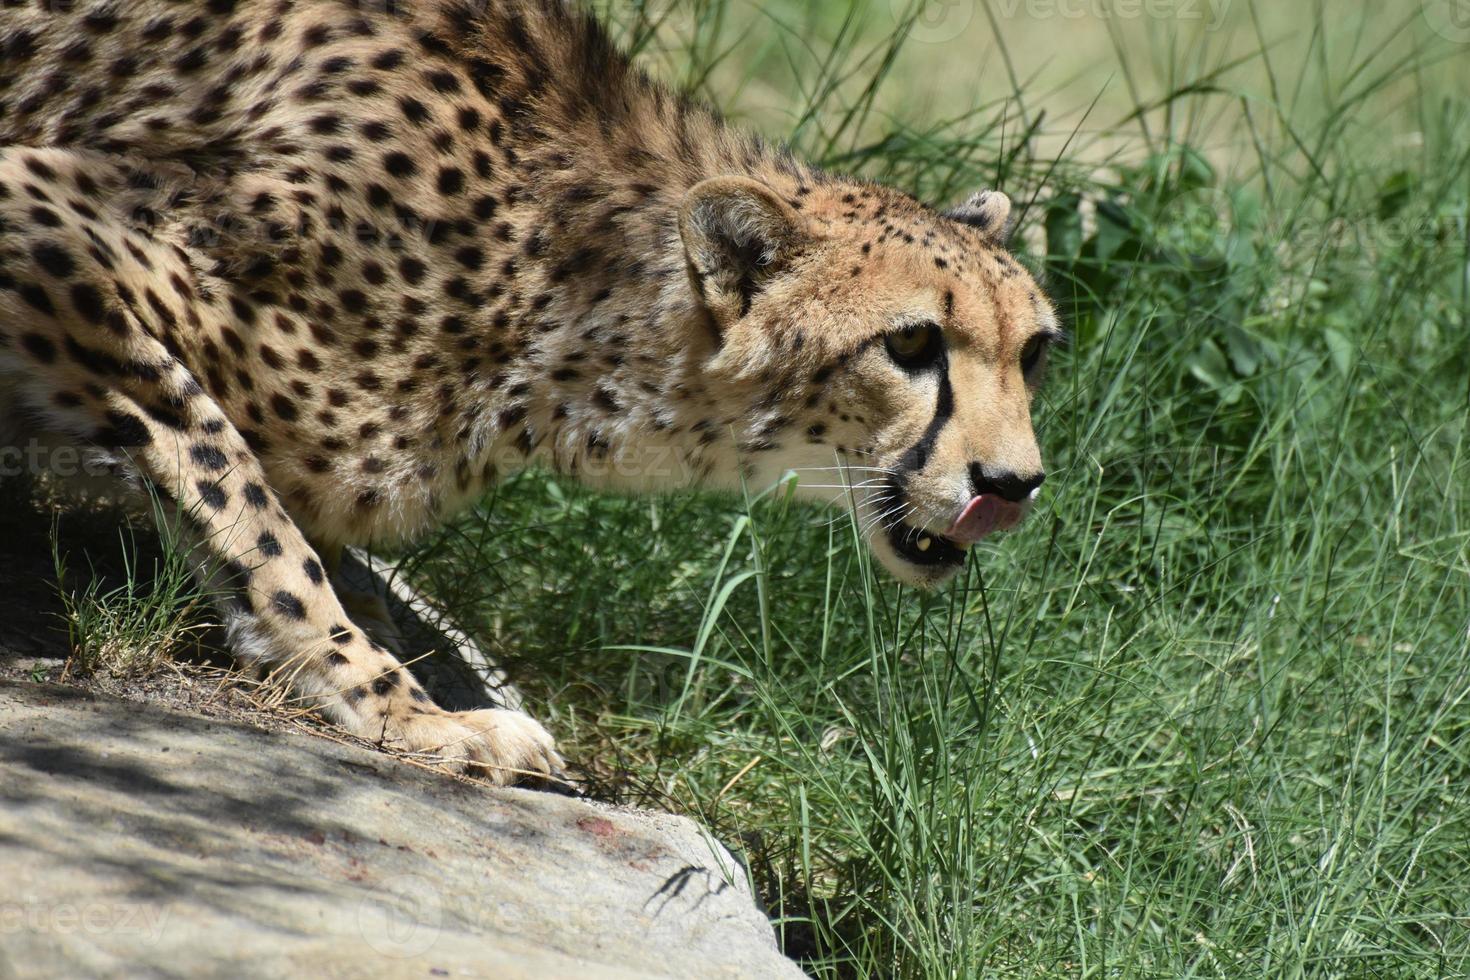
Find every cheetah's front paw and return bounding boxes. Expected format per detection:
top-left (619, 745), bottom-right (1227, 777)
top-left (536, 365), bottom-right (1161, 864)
top-left (388, 707), bottom-right (566, 786)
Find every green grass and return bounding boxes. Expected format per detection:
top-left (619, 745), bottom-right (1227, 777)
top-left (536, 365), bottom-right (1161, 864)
top-left (53, 509), bottom-right (212, 680)
top-left (394, 3), bottom-right (1470, 975)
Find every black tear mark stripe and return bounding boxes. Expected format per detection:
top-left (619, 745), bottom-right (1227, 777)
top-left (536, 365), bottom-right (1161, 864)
top-left (896, 351), bottom-right (953, 478)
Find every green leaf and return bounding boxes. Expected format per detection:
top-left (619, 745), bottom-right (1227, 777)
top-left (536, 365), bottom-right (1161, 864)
top-left (1376, 170), bottom-right (1416, 219)
top-left (1223, 325), bottom-right (1263, 377)
top-left (1323, 327), bottom-right (1356, 377)
top-left (1093, 200), bottom-right (1139, 264)
top-left (1045, 193), bottom-right (1084, 261)
top-left (1177, 145), bottom-right (1217, 191)
top-left (1187, 339), bottom-right (1230, 387)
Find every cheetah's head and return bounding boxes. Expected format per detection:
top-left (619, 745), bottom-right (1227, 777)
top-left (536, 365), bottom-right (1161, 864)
top-left (680, 176), bottom-right (1060, 587)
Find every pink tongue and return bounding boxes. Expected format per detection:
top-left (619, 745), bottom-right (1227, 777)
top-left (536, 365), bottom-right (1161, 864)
top-left (947, 495), bottom-right (1026, 545)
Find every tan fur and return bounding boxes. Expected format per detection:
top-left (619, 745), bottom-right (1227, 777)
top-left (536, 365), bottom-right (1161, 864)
top-left (0, 0), bottom-right (1056, 777)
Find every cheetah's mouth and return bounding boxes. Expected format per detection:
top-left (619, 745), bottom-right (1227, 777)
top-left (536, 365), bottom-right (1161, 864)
top-left (885, 521), bottom-right (968, 570)
top-left (872, 477), bottom-right (969, 572)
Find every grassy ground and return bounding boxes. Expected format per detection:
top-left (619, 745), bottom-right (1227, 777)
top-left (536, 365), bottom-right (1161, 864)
top-left (50, 1), bottom-right (1470, 976)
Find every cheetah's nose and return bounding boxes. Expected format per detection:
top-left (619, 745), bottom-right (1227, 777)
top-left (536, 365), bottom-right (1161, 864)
top-left (968, 464), bottom-right (1044, 503)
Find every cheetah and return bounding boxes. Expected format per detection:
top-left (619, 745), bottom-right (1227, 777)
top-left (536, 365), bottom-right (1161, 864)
top-left (0, 0), bottom-right (1060, 783)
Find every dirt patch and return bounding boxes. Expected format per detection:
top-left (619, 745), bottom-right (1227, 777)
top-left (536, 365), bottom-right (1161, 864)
top-left (0, 654), bottom-right (308, 738)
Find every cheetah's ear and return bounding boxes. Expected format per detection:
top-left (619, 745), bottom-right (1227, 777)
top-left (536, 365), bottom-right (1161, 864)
top-left (679, 176), bottom-right (807, 328)
top-left (946, 190), bottom-right (1013, 245)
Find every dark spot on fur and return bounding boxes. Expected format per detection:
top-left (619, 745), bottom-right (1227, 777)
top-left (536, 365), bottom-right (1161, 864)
top-left (32, 242), bottom-right (75, 279)
top-left (20, 333), bottom-right (57, 363)
top-left (272, 590), bottom-right (307, 620)
top-left (243, 482), bottom-right (269, 509)
top-left (98, 410), bottom-right (152, 448)
top-left (196, 479), bottom-right (228, 509)
top-left (190, 444), bottom-right (229, 471)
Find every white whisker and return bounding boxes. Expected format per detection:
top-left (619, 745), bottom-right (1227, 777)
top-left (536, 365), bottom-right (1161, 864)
top-left (860, 501), bottom-right (911, 538)
top-left (797, 480), bottom-right (891, 491)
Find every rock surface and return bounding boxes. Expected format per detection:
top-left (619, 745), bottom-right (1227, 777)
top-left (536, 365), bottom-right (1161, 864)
top-left (0, 680), bottom-right (805, 979)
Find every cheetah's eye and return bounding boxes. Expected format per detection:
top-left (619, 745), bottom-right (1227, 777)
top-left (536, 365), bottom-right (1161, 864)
top-left (1020, 334), bottom-right (1049, 377)
top-left (884, 323), bottom-right (943, 370)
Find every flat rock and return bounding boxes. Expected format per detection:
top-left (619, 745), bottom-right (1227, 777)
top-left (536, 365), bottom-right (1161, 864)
top-left (0, 680), bottom-right (805, 979)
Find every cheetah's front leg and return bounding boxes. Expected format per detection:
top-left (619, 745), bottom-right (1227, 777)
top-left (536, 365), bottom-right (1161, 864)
top-left (0, 147), bottom-right (562, 784)
top-left (314, 542), bottom-right (406, 654)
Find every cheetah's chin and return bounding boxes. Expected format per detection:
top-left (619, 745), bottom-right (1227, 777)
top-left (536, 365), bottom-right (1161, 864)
top-left (883, 521), bottom-right (970, 574)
